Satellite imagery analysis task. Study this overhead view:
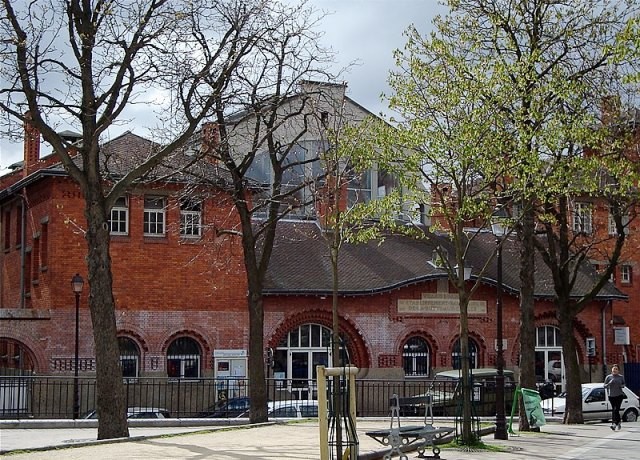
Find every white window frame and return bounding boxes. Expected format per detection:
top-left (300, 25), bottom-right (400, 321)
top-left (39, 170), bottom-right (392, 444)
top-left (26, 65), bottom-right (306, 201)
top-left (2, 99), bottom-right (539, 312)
top-left (621, 265), bottom-right (632, 284)
top-left (180, 199), bottom-right (202, 238)
top-left (109, 196), bottom-right (129, 235)
top-left (608, 211), bottom-right (630, 236)
top-left (143, 196), bottom-right (166, 236)
top-left (573, 202), bottom-right (592, 234)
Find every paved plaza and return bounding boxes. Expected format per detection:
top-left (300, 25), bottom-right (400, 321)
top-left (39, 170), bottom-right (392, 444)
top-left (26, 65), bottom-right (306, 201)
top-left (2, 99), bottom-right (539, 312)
top-left (1, 419), bottom-right (639, 459)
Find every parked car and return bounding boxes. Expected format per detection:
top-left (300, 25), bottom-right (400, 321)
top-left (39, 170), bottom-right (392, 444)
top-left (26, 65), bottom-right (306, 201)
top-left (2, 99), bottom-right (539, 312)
top-left (198, 397), bottom-right (251, 418)
top-left (238, 400), bottom-right (319, 419)
top-left (425, 368), bottom-right (516, 416)
top-left (541, 383), bottom-right (640, 422)
top-left (268, 400), bottom-right (319, 418)
top-left (548, 360), bottom-right (563, 382)
top-left (83, 407), bottom-right (171, 419)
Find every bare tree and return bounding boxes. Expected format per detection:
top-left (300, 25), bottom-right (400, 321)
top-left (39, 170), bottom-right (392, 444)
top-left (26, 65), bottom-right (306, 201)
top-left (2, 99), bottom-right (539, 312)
top-left (174, 8), bottom-right (336, 421)
top-left (0, 0), bottom-right (320, 438)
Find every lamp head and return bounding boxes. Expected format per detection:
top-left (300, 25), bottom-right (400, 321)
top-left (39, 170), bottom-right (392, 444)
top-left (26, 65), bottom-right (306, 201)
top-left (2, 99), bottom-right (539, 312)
top-left (71, 273), bottom-right (84, 294)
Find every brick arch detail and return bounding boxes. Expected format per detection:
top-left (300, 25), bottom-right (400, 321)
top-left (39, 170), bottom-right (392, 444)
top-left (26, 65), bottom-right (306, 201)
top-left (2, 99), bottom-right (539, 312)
top-left (396, 330), bottom-right (439, 356)
top-left (516, 314), bottom-right (593, 364)
top-left (572, 318), bottom-right (594, 362)
top-left (535, 311), bottom-right (558, 323)
top-left (117, 329), bottom-right (149, 353)
top-left (0, 333), bottom-right (41, 373)
top-left (268, 310), bottom-right (370, 369)
top-left (161, 329), bottom-right (211, 366)
top-left (448, 333), bottom-right (488, 368)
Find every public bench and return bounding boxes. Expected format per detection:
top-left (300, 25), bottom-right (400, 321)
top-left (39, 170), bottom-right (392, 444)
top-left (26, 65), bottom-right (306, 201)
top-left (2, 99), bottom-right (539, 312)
top-left (365, 394), bottom-right (454, 460)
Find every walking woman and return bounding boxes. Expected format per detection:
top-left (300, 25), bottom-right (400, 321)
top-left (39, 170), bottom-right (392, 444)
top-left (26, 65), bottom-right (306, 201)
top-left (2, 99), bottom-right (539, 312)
top-left (604, 364), bottom-right (626, 430)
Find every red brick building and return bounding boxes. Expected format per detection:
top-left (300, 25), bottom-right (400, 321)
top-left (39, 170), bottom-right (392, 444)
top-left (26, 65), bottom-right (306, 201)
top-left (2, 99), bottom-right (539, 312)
top-left (0, 96), bottom-right (633, 402)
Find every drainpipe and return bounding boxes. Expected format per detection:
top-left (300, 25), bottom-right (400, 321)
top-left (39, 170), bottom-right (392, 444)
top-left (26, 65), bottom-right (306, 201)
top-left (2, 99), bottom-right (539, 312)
top-left (601, 300), bottom-right (611, 381)
top-left (19, 193), bottom-right (27, 309)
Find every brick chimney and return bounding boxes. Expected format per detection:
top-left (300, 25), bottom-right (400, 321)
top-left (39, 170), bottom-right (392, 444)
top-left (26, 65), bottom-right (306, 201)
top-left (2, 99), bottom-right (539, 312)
top-left (23, 112), bottom-right (40, 177)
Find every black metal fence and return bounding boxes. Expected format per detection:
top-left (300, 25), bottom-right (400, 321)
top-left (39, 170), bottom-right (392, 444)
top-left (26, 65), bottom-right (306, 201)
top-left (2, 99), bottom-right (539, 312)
top-left (0, 375), bottom-right (516, 419)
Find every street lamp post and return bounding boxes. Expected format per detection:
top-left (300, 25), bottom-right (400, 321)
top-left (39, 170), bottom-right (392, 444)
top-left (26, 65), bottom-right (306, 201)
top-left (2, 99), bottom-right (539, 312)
top-left (491, 214), bottom-right (508, 440)
top-left (71, 273), bottom-right (84, 419)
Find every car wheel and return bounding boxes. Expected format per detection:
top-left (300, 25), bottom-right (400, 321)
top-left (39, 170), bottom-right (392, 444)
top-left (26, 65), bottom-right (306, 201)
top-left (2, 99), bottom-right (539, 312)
top-left (623, 409), bottom-right (638, 422)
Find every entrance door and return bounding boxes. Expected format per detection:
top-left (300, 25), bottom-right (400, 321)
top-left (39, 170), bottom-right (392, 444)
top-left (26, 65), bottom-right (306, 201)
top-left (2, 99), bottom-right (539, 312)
top-left (288, 350), bottom-right (328, 399)
top-left (535, 326), bottom-right (564, 393)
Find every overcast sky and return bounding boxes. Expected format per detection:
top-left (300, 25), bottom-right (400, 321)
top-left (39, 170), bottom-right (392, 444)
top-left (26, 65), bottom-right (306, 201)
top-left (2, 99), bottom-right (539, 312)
top-left (0, 0), bottom-right (446, 174)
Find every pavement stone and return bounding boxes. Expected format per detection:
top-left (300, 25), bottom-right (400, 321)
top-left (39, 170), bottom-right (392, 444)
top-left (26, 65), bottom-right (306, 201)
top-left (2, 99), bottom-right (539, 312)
top-left (0, 418), bottom-right (638, 459)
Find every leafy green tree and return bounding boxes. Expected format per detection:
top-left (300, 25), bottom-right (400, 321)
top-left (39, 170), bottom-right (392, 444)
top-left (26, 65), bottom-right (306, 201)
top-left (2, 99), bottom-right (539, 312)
top-left (380, 0), bottom-right (639, 432)
top-left (442, 0), bottom-right (639, 425)
top-left (371, 17), bottom-right (514, 443)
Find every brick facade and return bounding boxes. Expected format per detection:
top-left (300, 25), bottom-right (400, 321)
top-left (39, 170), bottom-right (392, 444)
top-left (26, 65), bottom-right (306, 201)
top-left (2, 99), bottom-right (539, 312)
top-left (1, 131), bottom-right (636, 390)
top-left (0, 164), bottom-right (626, 384)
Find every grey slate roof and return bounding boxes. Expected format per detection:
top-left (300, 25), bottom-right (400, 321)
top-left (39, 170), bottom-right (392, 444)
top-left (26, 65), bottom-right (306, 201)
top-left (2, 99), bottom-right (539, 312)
top-left (0, 131), bottom-right (235, 199)
top-left (264, 220), bottom-right (627, 301)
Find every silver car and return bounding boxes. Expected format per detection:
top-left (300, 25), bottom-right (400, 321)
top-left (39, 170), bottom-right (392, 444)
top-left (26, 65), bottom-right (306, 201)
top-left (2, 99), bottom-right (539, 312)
top-left (542, 383), bottom-right (639, 422)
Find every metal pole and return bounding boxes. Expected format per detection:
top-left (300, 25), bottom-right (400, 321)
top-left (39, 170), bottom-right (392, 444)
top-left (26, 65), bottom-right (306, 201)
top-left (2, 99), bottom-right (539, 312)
top-left (73, 291), bottom-right (80, 419)
top-left (495, 239), bottom-right (508, 440)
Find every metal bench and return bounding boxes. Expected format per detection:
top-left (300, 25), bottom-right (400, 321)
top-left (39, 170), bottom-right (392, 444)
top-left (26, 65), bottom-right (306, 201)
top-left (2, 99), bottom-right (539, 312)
top-left (365, 394), bottom-right (453, 459)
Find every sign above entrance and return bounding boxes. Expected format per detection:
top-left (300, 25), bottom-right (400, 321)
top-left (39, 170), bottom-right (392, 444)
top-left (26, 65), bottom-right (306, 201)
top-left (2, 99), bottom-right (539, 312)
top-left (397, 292), bottom-right (487, 315)
top-left (213, 349), bottom-right (248, 357)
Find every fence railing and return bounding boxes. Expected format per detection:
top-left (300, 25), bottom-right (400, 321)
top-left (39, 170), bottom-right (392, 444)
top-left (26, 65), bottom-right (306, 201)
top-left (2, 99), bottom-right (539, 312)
top-left (0, 375), bottom-right (516, 419)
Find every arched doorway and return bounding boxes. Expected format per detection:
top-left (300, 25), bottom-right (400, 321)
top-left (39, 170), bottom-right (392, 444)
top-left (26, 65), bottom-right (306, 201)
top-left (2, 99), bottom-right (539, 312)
top-left (272, 323), bottom-right (336, 400)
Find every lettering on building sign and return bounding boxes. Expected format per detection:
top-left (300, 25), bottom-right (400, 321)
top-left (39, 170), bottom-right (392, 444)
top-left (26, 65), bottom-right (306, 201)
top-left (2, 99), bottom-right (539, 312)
top-left (398, 292), bottom-right (487, 315)
top-left (50, 358), bottom-right (96, 372)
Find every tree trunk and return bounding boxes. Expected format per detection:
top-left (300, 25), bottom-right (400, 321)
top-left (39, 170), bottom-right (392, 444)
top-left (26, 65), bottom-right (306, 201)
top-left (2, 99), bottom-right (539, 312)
top-left (84, 187), bottom-right (128, 439)
top-left (459, 296), bottom-right (474, 443)
top-left (558, 303), bottom-right (584, 424)
top-left (331, 244), bottom-right (343, 459)
top-left (248, 289), bottom-right (268, 423)
top-left (518, 202), bottom-right (536, 430)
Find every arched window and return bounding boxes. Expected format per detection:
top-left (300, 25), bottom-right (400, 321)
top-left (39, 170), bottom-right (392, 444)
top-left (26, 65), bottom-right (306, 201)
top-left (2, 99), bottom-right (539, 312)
top-left (167, 337), bottom-right (201, 379)
top-left (452, 338), bottom-right (478, 370)
top-left (0, 339), bottom-right (35, 375)
top-left (402, 336), bottom-right (431, 377)
top-left (118, 337), bottom-right (140, 378)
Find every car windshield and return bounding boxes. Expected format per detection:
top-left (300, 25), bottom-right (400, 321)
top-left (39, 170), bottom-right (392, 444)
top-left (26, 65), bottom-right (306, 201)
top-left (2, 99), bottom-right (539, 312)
top-left (582, 386), bottom-right (601, 398)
